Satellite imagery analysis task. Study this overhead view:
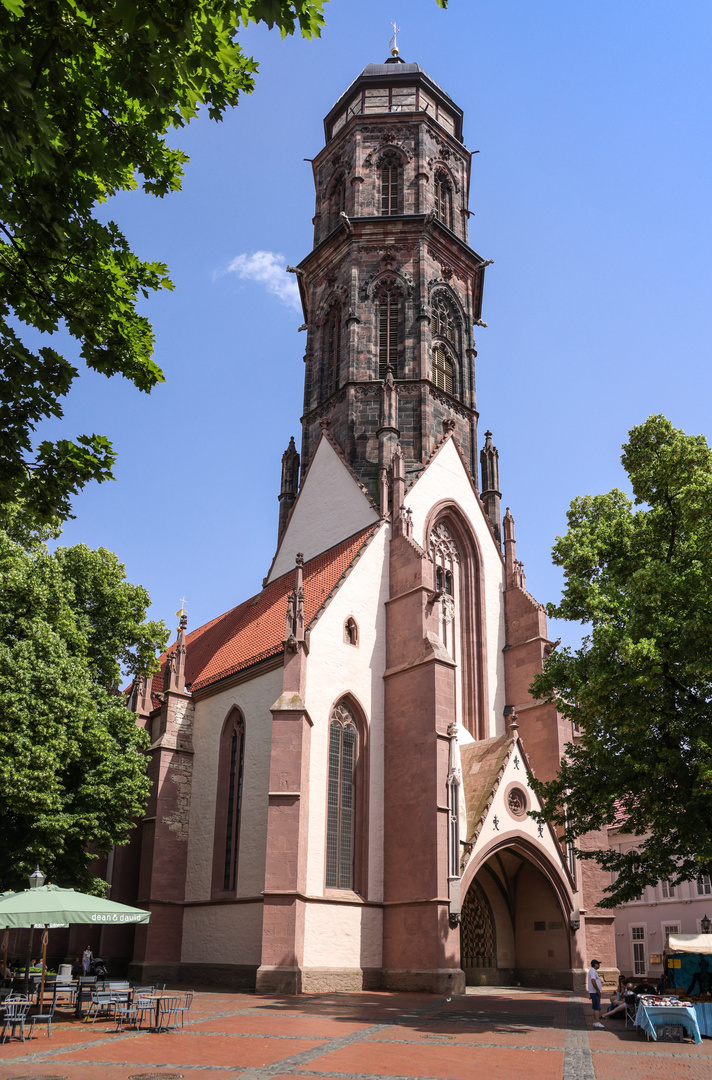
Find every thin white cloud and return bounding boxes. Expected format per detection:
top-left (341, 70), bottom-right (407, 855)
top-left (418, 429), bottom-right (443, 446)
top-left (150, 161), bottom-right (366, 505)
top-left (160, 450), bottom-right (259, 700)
top-left (222, 250), bottom-right (301, 312)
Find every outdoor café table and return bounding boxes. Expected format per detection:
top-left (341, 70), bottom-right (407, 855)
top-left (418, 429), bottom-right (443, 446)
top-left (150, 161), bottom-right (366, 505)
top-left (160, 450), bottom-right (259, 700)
top-left (634, 996), bottom-right (702, 1043)
top-left (148, 992), bottom-right (181, 1032)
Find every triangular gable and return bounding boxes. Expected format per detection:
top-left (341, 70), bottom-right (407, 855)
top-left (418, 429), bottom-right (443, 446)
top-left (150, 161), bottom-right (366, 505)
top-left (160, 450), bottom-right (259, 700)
top-left (404, 435), bottom-right (502, 561)
top-left (460, 733), bottom-right (573, 887)
top-left (134, 523), bottom-right (379, 700)
top-left (267, 434), bottom-right (380, 583)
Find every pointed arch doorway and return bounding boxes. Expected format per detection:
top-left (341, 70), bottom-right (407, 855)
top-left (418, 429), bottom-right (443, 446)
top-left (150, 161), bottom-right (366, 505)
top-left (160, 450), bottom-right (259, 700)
top-left (460, 843), bottom-right (572, 988)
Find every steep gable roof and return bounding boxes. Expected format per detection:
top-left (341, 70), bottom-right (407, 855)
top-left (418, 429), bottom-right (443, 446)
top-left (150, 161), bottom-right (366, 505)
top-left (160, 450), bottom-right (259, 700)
top-left (145, 523), bottom-right (379, 699)
top-left (460, 733), bottom-right (513, 842)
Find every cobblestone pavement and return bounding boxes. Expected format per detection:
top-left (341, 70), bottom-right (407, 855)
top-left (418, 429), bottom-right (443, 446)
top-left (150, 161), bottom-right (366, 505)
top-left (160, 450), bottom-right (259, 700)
top-left (1, 986), bottom-right (710, 1080)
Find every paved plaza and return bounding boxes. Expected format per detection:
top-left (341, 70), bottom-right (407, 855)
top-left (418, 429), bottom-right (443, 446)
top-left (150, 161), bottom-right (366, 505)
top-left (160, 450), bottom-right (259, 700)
top-left (1, 986), bottom-right (711, 1080)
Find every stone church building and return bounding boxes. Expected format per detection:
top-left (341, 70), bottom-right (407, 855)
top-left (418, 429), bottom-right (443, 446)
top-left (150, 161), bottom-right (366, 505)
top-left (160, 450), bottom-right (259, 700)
top-left (109, 54), bottom-right (617, 993)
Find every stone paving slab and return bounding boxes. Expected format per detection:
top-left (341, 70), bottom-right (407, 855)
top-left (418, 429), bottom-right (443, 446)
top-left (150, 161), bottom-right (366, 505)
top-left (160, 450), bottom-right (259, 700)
top-left (0, 987), bottom-right (710, 1080)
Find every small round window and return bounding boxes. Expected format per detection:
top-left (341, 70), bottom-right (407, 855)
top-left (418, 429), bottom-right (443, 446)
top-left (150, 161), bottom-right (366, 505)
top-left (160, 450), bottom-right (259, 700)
top-left (504, 782), bottom-right (529, 820)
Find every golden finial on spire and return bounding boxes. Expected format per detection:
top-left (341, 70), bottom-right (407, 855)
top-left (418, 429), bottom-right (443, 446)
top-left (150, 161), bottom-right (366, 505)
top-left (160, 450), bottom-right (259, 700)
top-left (176, 596), bottom-right (188, 632)
top-left (389, 21), bottom-right (401, 57)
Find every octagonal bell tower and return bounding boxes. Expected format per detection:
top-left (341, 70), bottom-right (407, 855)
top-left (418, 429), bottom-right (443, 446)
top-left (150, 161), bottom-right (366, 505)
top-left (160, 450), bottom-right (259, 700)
top-left (294, 54), bottom-right (489, 506)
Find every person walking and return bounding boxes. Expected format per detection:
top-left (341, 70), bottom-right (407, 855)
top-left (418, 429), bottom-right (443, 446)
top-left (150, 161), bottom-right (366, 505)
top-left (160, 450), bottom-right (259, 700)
top-left (588, 958), bottom-right (605, 1029)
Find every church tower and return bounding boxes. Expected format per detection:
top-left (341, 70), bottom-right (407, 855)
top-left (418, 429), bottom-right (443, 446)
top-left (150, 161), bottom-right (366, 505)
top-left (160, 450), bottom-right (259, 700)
top-left (118, 49), bottom-right (617, 998)
top-left (295, 54), bottom-right (488, 507)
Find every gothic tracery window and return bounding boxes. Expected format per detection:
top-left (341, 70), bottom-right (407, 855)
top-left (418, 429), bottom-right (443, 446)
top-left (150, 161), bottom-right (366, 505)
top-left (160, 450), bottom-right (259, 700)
top-left (326, 704), bottom-right (358, 889)
top-left (434, 171), bottom-right (453, 228)
top-left (432, 343), bottom-right (453, 394)
top-left (324, 306), bottom-right (342, 394)
top-left (377, 287), bottom-right (399, 379)
top-left (380, 155), bottom-right (401, 216)
top-left (330, 174), bottom-right (346, 231)
top-left (212, 709), bottom-right (245, 896)
top-left (431, 522), bottom-right (459, 652)
top-left (431, 295), bottom-right (457, 396)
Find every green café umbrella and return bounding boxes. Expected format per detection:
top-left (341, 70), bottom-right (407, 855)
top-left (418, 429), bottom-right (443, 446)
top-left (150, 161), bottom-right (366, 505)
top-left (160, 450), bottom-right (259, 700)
top-left (0, 884), bottom-right (150, 929)
top-left (0, 884), bottom-right (150, 1002)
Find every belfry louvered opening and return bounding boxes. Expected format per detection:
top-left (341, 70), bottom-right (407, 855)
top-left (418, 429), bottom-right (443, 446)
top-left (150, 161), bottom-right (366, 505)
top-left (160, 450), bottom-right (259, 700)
top-left (378, 290), bottom-right (399, 379)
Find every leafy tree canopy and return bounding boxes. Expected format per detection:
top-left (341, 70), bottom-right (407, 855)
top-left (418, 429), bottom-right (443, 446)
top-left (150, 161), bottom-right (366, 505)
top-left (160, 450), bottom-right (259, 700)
top-left (0, 508), bottom-right (168, 892)
top-left (531, 415), bottom-right (712, 906)
top-left (0, 0), bottom-right (329, 524)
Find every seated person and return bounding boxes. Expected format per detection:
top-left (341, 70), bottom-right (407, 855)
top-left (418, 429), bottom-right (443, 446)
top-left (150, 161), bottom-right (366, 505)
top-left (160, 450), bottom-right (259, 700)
top-left (604, 984), bottom-right (635, 1019)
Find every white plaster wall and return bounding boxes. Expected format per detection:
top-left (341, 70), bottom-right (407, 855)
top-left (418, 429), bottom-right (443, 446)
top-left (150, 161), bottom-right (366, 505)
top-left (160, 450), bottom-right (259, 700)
top-left (182, 901), bottom-right (263, 966)
top-left (300, 522), bottom-right (389, 967)
top-left (184, 666), bottom-right (283, 911)
top-left (268, 438), bottom-right (379, 582)
top-left (303, 903), bottom-right (383, 968)
top-left (469, 748), bottom-right (570, 881)
top-left (404, 439), bottom-right (507, 737)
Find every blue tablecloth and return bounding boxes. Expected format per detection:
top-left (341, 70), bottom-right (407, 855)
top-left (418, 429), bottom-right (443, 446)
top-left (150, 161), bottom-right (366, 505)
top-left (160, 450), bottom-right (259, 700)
top-left (635, 1001), bottom-right (701, 1043)
top-left (693, 1002), bottom-right (712, 1038)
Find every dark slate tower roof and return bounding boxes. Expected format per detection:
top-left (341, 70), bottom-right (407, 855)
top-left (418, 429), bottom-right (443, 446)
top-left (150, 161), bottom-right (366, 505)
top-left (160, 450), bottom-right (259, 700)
top-left (324, 55), bottom-right (464, 143)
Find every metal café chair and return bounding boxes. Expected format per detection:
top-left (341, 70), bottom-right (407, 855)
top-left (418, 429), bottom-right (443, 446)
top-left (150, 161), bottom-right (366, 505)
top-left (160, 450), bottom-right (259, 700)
top-left (175, 990), bottom-right (194, 1029)
top-left (1, 998), bottom-right (31, 1043)
top-left (85, 990), bottom-right (115, 1024)
top-left (29, 995), bottom-right (56, 1040)
top-left (155, 994), bottom-right (182, 1032)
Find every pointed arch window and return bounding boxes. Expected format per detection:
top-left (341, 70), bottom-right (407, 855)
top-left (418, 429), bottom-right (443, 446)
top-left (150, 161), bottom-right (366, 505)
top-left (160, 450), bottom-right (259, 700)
top-left (378, 288), bottom-right (399, 379)
top-left (324, 306), bottom-right (342, 393)
top-left (434, 171), bottom-right (453, 228)
top-left (432, 343), bottom-right (453, 394)
top-left (330, 173), bottom-right (346, 231)
top-left (432, 296), bottom-right (456, 342)
top-left (381, 156), bottom-right (401, 216)
top-left (431, 522), bottom-right (459, 653)
top-left (326, 704), bottom-right (358, 889)
top-left (212, 709), bottom-right (245, 896)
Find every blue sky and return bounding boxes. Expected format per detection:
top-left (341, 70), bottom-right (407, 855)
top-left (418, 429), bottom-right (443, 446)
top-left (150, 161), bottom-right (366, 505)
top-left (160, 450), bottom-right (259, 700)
top-left (46, 0), bottom-right (712, 651)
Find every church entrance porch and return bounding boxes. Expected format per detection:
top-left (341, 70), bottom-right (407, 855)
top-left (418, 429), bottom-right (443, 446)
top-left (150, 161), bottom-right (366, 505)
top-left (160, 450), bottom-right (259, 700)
top-left (460, 844), bottom-right (572, 990)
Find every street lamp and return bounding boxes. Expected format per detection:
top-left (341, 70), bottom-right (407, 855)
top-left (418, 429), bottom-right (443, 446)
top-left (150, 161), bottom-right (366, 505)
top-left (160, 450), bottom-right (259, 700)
top-left (28, 867), bottom-right (45, 889)
top-left (701, 914), bottom-right (711, 934)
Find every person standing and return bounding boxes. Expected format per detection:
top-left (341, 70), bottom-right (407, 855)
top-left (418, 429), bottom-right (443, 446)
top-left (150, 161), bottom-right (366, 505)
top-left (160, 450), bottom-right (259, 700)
top-left (588, 958), bottom-right (604, 1028)
top-left (82, 945), bottom-right (93, 975)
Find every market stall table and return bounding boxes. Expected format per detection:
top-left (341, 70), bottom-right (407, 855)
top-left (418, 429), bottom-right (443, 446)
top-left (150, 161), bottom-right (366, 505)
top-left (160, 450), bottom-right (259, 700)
top-left (692, 1001), bottom-right (712, 1037)
top-left (634, 995), bottom-right (702, 1043)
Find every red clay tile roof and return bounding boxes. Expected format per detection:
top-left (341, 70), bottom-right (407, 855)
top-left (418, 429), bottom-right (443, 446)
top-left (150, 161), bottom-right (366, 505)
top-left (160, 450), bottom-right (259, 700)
top-left (145, 523), bottom-right (379, 699)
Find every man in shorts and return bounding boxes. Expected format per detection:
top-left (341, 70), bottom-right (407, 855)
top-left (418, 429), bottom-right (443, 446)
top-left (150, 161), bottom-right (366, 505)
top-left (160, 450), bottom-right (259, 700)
top-left (588, 958), bottom-right (604, 1028)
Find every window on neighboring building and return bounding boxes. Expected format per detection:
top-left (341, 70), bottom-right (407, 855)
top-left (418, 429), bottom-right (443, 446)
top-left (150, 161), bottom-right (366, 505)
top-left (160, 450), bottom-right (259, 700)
top-left (631, 925), bottom-right (647, 975)
top-left (663, 923), bottom-right (680, 943)
top-left (381, 156), bottom-right (401, 215)
top-left (432, 343), bottom-right (453, 394)
top-left (378, 289), bottom-right (399, 379)
top-left (326, 704), bottom-right (358, 890)
top-left (697, 874), bottom-right (711, 896)
top-left (434, 171), bottom-right (453, 228)
top-left (661, 880), bottom-right (676, 899)
top-left (211, 709), bottom-right (245, 896)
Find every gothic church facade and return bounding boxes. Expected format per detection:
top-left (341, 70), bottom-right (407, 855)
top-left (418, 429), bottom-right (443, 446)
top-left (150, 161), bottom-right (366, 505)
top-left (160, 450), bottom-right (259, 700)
top-left (110, 55), bottom-right (617, 993)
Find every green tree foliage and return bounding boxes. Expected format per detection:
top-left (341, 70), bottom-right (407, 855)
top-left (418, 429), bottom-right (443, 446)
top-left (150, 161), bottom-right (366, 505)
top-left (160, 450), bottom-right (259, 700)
top-left (0, 510), bottom-right (168, 892)
top-left (0, 0), bottom-right (328, 523)
top-left (531, 415), bottom-right (712, 905)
